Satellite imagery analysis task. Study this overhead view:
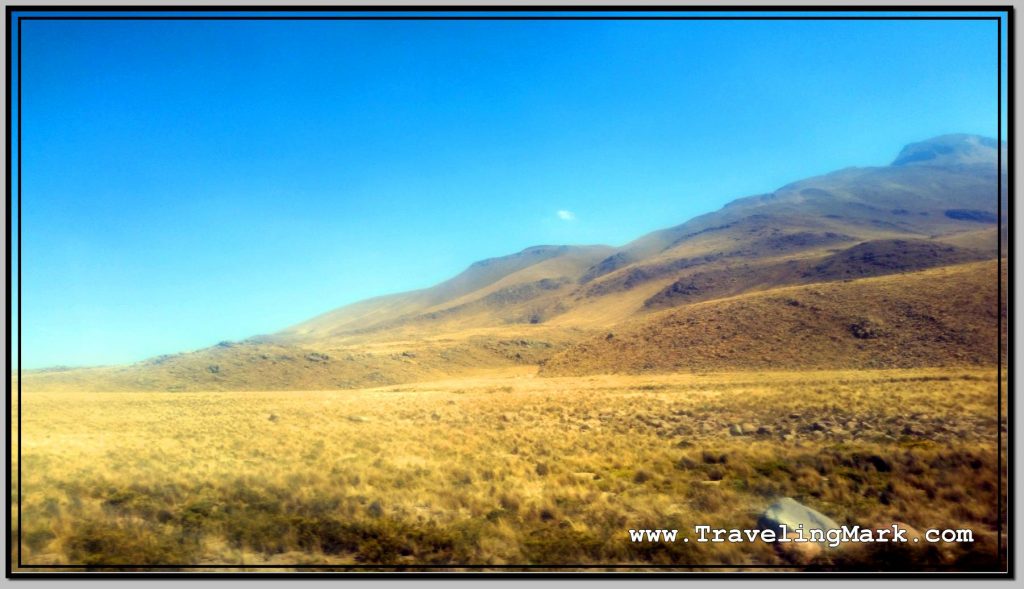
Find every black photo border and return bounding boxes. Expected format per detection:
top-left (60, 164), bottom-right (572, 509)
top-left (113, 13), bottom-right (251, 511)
top-left (4, 4), bottom-right (1015, 579)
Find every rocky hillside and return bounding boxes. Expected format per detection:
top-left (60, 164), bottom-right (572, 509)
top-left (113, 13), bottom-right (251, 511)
top-left (540, 260), bottom-right (1005, 376)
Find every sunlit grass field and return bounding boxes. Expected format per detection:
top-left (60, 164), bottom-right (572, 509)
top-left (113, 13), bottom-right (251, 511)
top-left (11, 367), bottom-right (1006, 571)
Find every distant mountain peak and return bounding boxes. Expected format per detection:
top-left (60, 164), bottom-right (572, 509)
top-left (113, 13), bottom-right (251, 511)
top-left (892, 133), bottom-right (1002, 167)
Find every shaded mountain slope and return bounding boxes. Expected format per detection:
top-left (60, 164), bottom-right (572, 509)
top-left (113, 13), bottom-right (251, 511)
top-left (641, 238), bottom-right (991, 311)
top-left (540, 260), bottom-right (1004, 376)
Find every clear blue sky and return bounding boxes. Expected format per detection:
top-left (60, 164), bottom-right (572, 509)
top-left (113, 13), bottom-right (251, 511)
top-left (12, 11), bottom-right (1008, 369)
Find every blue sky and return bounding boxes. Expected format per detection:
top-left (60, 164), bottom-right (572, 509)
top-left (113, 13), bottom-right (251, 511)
top-left (12, 11), bottom-right (1008, 368)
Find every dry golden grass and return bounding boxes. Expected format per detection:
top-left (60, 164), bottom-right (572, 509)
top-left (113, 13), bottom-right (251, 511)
top-left (12, 367), bottom-right (1005, 572)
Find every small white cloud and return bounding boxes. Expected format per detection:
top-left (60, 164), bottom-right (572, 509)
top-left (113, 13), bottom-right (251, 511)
top-left (557, 210), bottom-right (576, 221)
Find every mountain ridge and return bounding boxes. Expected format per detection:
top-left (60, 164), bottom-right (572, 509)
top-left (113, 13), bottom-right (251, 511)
top-left (19, 133), bottom-right (1006, 391)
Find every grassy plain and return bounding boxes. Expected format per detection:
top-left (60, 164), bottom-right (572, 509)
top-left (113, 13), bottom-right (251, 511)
top-left (12, 367), bottom-right (1005, 571)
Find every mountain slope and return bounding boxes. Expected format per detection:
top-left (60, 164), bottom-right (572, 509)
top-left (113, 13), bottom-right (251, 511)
top-left (19, 134), bottom-right (1006, 392)
top-left (576, 134), bottom-right (1005, 289)
top-left (540, 259), bottom-right (1004, 376)
top-left (275, 244), bottom-right (613, 341)
top-left (641, 238), bottom-right (991, 310)
top-left (278, 132), bottom-right (1003, 342)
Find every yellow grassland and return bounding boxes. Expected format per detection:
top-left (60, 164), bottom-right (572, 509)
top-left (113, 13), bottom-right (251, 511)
top-left (12, 367), bottom-right (1006, 571)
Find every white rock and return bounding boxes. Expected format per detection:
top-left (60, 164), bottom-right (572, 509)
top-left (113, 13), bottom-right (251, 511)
top-left (757, 497), bottom-right (840, 538)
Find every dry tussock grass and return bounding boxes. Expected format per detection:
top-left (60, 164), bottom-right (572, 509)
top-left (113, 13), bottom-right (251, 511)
top-left (12, 367), bottom-right (1005, 571)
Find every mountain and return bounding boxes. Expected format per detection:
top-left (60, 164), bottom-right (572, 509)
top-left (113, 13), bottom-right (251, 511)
top-left (274, 244), bottom-right (614, 341)
top-left (20, 134), bottom-right (1006, 392)
top-left (892, 133), bottom-right (1007, 168)
top-left (540, 259), bottom-right (1005, 376)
